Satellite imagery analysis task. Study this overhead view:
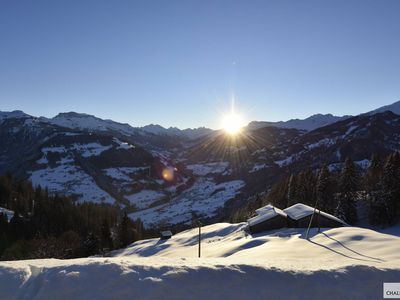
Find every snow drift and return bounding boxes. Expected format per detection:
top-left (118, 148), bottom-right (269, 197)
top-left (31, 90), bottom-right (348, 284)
top-left (1, 223), bottom-right (400, 300)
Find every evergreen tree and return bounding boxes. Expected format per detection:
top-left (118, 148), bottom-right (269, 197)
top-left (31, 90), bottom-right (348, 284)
top-left (0, 174), bottom-right (12, 207)
top-left (364, 154), bottom-right (383, 192)
top-left (380, 152), bottom-right (400, 224)
top-left (253, 194), bottom-right (263, 210)
top-left (367, 191), bottom-right (390, 226)
top-left (100, 219), bottom-right (113, 250)
top-left (296, 169), bottom-right (316, 206)
top-left (83, 232), bottom-right (100, 256)
top-left (316, 165), bottom-right (335, 214)
top-left (336, 157), bottom-right (359, 224)
top-left (134, 218), bottom-right (144, 241)
top-left (8, 211), bottom-right (25, 241)
top-left (0, 213), bottom-right (9, 255)
top-left (287, 174), bottom-right (298, 206)
top-left (267, 178), bottom-right (289, 208)
top-left (117, 212), bottom-right (134, 248)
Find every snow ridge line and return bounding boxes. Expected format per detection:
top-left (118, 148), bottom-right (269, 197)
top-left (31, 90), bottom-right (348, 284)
top-left (17, 265), bottom-right (44, 300)
top-left (1, 262), bottom-right (400, 300)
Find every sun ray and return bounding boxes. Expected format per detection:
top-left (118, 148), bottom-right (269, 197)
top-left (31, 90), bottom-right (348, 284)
top-left (221, 97), bottom-right (246, 135)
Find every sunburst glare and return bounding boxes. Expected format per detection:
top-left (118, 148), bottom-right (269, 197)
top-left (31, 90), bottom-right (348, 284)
top-left (221, 112), bottom-right (244, 135)
top-left (221, 97), bottom-right (246, 135)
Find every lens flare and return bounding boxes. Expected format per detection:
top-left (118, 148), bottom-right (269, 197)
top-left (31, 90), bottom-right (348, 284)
top-left (162, 168), bottom-right (174, 182)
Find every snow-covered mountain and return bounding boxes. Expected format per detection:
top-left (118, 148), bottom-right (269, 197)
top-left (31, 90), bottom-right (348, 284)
top-left (1, 100), bottom-right (400, 228)
top-left (247, 100), bottom-right (400, 131)
top-left (41, 112), bottom-right (212, 140)
top-left (248, 113), bottom-right (350, 131)
top-left (1, 223), bottom-right (400, 299)
top-left (141, 124), bottom-right (213, 139)
top-left (43, 112), bottom-right (141, 136)
top-left (0, 110), bottom-right (30, 121)
top-left (366, 99), bottom-right (400, 116)
top-left (0, 112), bottom-right (245, 227)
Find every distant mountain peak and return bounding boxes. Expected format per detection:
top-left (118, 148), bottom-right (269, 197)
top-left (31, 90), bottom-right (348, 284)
top-left (248, 113), bottom-right (350, 131)
top-left (53, 112), bottom-right (95, 119)
top-left (367, 100), bottom-right (400, 116)
top-left (0, 110), bottom-right (31, 120)
top-left (141, 123), bottom-right (212, 139)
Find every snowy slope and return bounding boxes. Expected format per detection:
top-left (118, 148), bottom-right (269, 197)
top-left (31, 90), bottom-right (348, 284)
top-left (43, 112), bottom-right (213, 139)
top-left (248, 113), bottom-right (350, 131)
top-left (247, 100), bottom-right (400, 132)
top-left (141, 124), bottom-right (213, 139)
top-left (129, 179), bottom-right (245, 227)
top-left (44, 112), bottom-right (139, 136)
top-left (0, 110), bottom-right (30, 121)
top-left (1, 224), bottom-right (400, 299)
top-left (367, 99), bottom-right (400, 116)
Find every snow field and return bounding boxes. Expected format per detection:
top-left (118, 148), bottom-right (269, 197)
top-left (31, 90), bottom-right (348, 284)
top-left (1, 223), bottom-right (400, 299)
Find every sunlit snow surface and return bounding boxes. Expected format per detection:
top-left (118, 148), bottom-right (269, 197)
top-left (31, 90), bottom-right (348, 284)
top-left (186, 162), bottom-right (230, 176)
top-left (129, 179), bottom-right (245, 227)
top-left (30, 164), bottom-right (115, 204)
top-left (1, 224), bottom-right (400, 299)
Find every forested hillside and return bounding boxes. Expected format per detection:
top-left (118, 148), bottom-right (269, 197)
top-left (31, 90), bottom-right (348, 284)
top-left (231, 152), bottom-right (400, 227)
top-left (0, 174), bottom-right (150, 260)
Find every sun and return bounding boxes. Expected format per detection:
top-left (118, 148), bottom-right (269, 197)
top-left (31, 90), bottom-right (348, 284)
top-left (221, 112), bottom-right (245, 135)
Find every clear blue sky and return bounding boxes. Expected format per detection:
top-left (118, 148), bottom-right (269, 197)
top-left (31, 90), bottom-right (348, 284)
top-left (1, 0), bottom-right (400, 129)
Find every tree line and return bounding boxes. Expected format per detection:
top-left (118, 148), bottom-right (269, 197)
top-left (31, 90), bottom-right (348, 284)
top-left (231, 152), bottom-right (400, 227)
top-left (0, 173), bottom-right (150, 260)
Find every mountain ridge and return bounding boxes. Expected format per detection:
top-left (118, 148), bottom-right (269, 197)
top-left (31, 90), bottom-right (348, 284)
top-left (3, 99), bottom-right (400, 134)
top-left (1, 101), bottom-right (400, 227)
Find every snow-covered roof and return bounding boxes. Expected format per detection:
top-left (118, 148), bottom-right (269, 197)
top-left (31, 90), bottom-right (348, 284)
top-left (283, 203), bottom-right (346, 225)
top-left (0, 207), bottom-right (14, 221)
top-left (160, 230), bottom-right (172, 237)
top-left (248, 205), bottom-right (287, 227)
top-left (255, 204), bottom-right (275, 215)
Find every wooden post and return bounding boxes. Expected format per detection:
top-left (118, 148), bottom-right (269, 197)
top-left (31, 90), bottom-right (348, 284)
top-left (198, 225), bottom-right (201, 258)
top-left (306, 198), bottom-right (319, 239)
top-left (317, 210), bottom-right (321, 233)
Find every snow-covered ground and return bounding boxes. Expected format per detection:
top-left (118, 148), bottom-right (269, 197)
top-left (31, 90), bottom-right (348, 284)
top-left (1, 223), bottom-right (400, 299)
top-left (30, 164), bottom-right (115, 204)
top-left (129, 179), bottom-right (245, 227)
top-left (103, 167), bottom-right (149, 182)
top-left (125, 190), bottom-right (166, 209)
top-left (186, 162), bottom-right (229, 176)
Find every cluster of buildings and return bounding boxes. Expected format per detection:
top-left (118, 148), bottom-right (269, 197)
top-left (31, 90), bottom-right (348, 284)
top-left (247, 203), bottom-right (347, 234)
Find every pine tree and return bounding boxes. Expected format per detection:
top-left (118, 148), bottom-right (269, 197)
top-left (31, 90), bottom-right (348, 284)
top-left (296, 169), bottom-right (316, 206)
top-left (367, 191), bottom-right (390, 226)
top-left (100, 219), bottom-right (113, 250)
top-left (287, 174), bottom-right (298, 206)
top-left (254, 194), bottom-right (263, 210)
top-left (134, 218), bottom-right (144, 241)
top-left (266, 178), bottom-right (289, 208)
top-left (117, 212), bottom-right (134, 248)
top-left (0, 175), bottom-right (12, 207)
top-left (83, 232), bottom-right (100, 256)
top-left (0, 213), bottom-right (9, 255)
top-left (8, 211), bottom-right (25, 241)
top-left (316, 165), bottom-right (335, 214)
top-left (336, 157), bottom-right (359, 224)
top-left (364, 154), bottom-right (383, 192)
top-left (381, 152), bottom-right (400, 224)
